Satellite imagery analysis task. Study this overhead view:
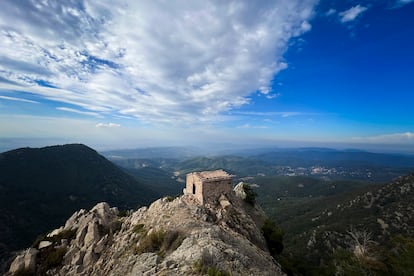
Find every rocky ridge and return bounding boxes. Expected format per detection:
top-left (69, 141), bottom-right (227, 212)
top-left (294, 173), bottom-right (414, 273)
top-left (8, 188), bottom-right (284, 275)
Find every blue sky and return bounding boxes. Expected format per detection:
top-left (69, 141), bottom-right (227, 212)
top-left (0, 0), bottom-right (413, 152)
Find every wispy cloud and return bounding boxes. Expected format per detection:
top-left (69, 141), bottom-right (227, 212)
top-left (237, 124), bottom-right (269, 129)
top-left (326, 9), bottom-right (337, 16)
top-left (352, 132), bottom-right (414, 144)
top-left (0, 95), bottom-right (39, 104)
top-left (393, 0), bottom-right (414, 8)
top-left (264, 92), bottom-right (281, 100)
top-left (96, 122), bottom-right (121, 128)
top-left (56, 107), bottom-right (100, 117)
top-left (339, 5), bottom-right (368, 23)
top-left (233, 111), bottom-right (314, 117)
top-left (0, 0), bottom-right (317, 124)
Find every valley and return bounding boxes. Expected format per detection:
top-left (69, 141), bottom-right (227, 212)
top-left (1, 144), bottom-right (414, 275)
top-left (106, 146), bottom-right (414, 275)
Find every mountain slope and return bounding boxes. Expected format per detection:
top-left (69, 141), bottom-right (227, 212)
top-left (174, 155), bottom-right (272, 176)
top-left (7, 193), bottom-right (284, 275)
top-left (123, 167), bottom-right (183, 196)
top-left (277, 173), bottom-right (414, 275)
top-left (0, 144), bottom-right (158, 270)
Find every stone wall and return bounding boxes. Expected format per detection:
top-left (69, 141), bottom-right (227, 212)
top-left (202, 179), bottom-right (233, 204)
top-left (185, 173), bottom-right (204, 203)
top-left (185, 171), bottom-right (233, 204)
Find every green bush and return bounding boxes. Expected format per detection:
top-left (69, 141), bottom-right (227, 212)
top-left (193, 249), bottom-right (230, 275)
top-left (242, 184), bottom-right (257, 205)
top-left (43, 247), bottom-right (67, 268)
top-left (160, 230), bottom-right (185, 253)
top-left (37, 246), bottom-right (67, 274)
top-left (12, 268), bottom-right (34, 276)
top-left (133, 223), bottom-right (146, 234)
top-left (387, 235), bottom-right (414, 275)
top-left (32, 233), bottom-right (47, 248)
top-left (262, 219), bottom-right (284, 256)
top-left (51, 229), bottom-right (77, 243)
top-left (207, 267), bottom-right (231, 276)
top-left (166, 195), bottom-right (179, 202)
top-left (117, 209), bottom-right (129, 217)
top-left (134, 229), bottom-right (185, 256)
top-left (135, 230), bottom-right (165, 254)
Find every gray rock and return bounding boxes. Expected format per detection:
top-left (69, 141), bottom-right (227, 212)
top-left (9, 248), bottom-right (38, 274)
top-left (8, 198), bottom-right (285, 276)
top-left (38, 240), bottom-right (53, 249)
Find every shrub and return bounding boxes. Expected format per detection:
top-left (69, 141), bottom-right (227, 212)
top-left (43, 247), bottom-right (67, 269)
top-left (387, 235), bottom-right (414, 275)
top-left (32, 233), bottom-right (47, 248)
top-left (207, 267), bottom-right (231, 276)
top-left (242, 183), bottom-right (257, 205)
top-left (193, 249), bottom-right (230, 275)
top-left (50, 229), bottom-right (77, 243)
top-left (133, 223), bottom-right (146, 234)
top-left (112, 220), bottom-right (123, 233)
top-left (12, 268), bottom-right (34, 276)
top-left (135, 230), bottom-right (165, 254)
top-left (262, 219), bottom-right (284, 256)
top-left (37, 246), bottom-right (67, 274)
top-left (135, 229), bottom-right (185, 256)
top-left (160, 230), bottom-right (185, 253)
top-left (117, 209), bottom-right (129, 217)
top-left (166, 195), bottom-right (179, 202)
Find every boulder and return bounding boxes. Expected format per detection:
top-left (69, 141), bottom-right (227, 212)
top-left (9, 248), bottom-right (38, 274)
top-left (234, 182), bottom-right (247, 200)
top-left (38, 240), bottom-right (53, 249)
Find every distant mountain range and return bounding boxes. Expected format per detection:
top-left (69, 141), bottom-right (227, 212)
top-left (105, 146), bottom-right (414, 182)
top-left (102, 146), bottom-right (202, 159)
top-left (0, 144), bottom-right (161, 270)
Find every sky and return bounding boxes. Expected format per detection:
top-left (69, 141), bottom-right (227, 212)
top-left (0, 0), bottom-right (413, 152)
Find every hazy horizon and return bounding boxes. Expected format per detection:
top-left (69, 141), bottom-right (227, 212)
top-left (1, 138), bottom-right (414, 156)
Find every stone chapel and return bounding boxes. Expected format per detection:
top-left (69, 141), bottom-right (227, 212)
top-left (184, 169), bottom-right (233, 204)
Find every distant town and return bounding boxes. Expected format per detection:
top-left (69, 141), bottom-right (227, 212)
top-left (272, 166), bottom-right (373, 179)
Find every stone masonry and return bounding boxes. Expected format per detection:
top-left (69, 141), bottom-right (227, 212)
top-left (184, 170), bottom-right (233, 204)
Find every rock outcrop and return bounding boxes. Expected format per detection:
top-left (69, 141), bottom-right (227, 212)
top-left (8, 191), bottom-right (284, 275)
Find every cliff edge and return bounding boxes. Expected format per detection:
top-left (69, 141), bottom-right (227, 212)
top-left (7, 188), bottom-right (284, 275)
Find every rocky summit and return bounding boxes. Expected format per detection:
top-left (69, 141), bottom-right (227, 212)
top-left (7, 188), bottom-right (284, 275)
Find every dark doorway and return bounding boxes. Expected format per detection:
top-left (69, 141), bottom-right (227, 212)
top-left (192, 184), bottom-right (196, 194)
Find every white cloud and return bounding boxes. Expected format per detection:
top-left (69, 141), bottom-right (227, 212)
top-left (394, 0), bottom-right (414, 8)
top-left (237, 124), bottom-right (269, 129)
top-left (56, 107), bottom-right (100, 117)
top-left (96, 122), bottom-right (121, 128)
top-left (326, 9), bottom-right (337, 16)
top-left (233, 111), bottom-right (312, 117)
top-left (0, 0), bottom-right (317, 124)
top-left (339, 5), bottom-right (368, 23)
top-left (352, 132), bottom-right (414, 144)
top-left (0, 114), bottom-right (274, 150)
top-left (0, 95), bottom-right (39, 104)
top-left (265, 92), bottom-right (281, 100)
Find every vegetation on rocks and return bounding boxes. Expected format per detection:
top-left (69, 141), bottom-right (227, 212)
top-left (32, 228), bottom-right (77, 248)
top-left (193, 250), bottom-right (231, 276)
top-left (242, 183), bottom-right (257, 205)
top-left (135, 229), bottom-right (185, 257)
top-left (262, 219), bottom-right (284, 257)
top-left (39, 247), bottom-right (67, 274)
top-left (261, 173), bottom-right (414, 275)
top-left (8, 192), bottom-right (284, 275)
